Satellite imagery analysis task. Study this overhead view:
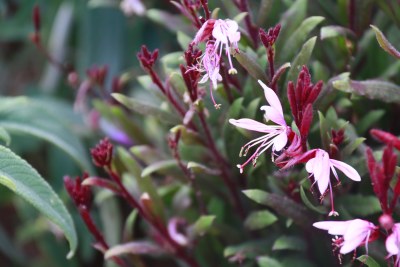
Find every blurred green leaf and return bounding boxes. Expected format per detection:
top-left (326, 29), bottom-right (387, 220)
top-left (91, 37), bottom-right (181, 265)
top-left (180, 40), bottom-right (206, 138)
top-left (0, 145), bottom-right (77, 258)
top-left (285, 36), bottom-right (317, 85)
top-left (337, 195), bottom-right (381, 216)
top-left (190, 215), bottom-right (216, 236)
top-left (186, 162), bottom-right (220, 175)
top-left (280, 16), bottom-right (324, 62)
top-left (272, 236), bottom-right (306, 251)
top-left (320, 25), bottom-right (353, 40)
top-left (356, 110), bottom-right (385, 135)
top-left (257, 0), bottom-right (273, 25)
top-left (170, 125), bottom-right (204, 146)
top-left (357, 255), bottom-right (380, 267)
top-left (370, 25), bottom-right (400, 59)
top-left (146, 9), bottom-right (191, 34)
top-left (0, 127), bottom-right (11, 146)
top-left (244, 210), bottom-right (278, 230)
top-left (112, 93), bottom-right (181, 124)
top-left (342, 137), bottom-right (366, 157)
top-left (333, 73), bottom-right (400, 103)
top-left (234, 50), bottom-right (269, 84)
top-left (257, 256), bottom-right (283, 267)
top-left (177, 31), bottom-right (191, 50)
top-left (233, 12), bottom-right (248, 23)
top-left (105, 241), bottom-right (163, 259)
top-left (299, 186), bottom-right (326, 214)
top-left (141, 160), bottom-right (179, 178)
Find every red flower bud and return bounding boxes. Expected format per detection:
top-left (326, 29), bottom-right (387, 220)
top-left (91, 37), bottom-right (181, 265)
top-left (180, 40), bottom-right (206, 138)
top-left (90, 138), bottom-right (113, 167)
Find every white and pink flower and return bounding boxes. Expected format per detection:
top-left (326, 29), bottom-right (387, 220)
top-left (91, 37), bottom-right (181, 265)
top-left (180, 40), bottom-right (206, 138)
top-left (313, 219), bottom-right (377, 255)
top-left (386, 223), bottom-right (400, 266)
top-left (305, 149), bottom-right (361, 216)
top-left (229, 80), bottom-right (289, 173)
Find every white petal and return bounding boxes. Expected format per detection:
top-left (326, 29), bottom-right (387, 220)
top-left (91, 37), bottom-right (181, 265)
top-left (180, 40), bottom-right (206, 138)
top-left (199, 74), bottom-right (209, 84)
top-left (225, 19), bottom-right (239, 32)
top-left (229, 118), bottom-right (274, 133)
top-left (314, 151), bottom-right (331, 194)
top-left (305, 158), bottom-right (316, 173)
top-left (330, 159), bottom-right (361, 181)
top-left (386, 232), bottom-right (400, 256)
top-left (258, 80), bottom-right (283, 116)
top-left (212, 20), bottom-right (228, 43)
top-left (313, 221), bottom-right (351, 235)
top-left (272, 132), bottom-right (288, 151)
top-left (340, 234), bottom-right (366, 254)
top-left (260, 105), bottom-right (286, 126)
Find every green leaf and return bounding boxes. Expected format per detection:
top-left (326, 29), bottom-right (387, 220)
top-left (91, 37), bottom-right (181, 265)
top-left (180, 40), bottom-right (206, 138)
top-left (0, 127), bottom-right (11, 146)
top-left (285, 36), bottom-right (317, 85)
top-left (146, 9), bottom-right (191, 34)
top-left (342, 137), bottom-right (366, 156)
top-left (186, 162), bottom-right (220, 175)
top-left (320, 25), bottom-right (354, 40)
top-left (0, 145), bottom-right (77, 258)
top-left (141, 160), bottom-right (179, 178)
top-left (357, 255), bottom-right (380, 267)
top-left (272, 236), bottom-right (306, 251)
top-left (242, 190), bottom-right (313, 228)
top-left (337, 195), bottom-right (381, 216)
top-left (234, 50), bottom-right (269, 84)
top-left (177, 31), bottom-right (191, 50)
top-left (105, 241), bottom-right (163, 259)
top-left (190, 215), bottom-right (216, 236)
top-left (257, 0), bottom-right (273, 25)
top-left (299, 186), bottom-right (326, 214)
top-left (0, 97), bottom-right (91, 171)
top-left (370, 25), bottom-right (400, 59)
top-left (333, 73), bottom-right (400, 103)
top-left (356, 110), bottom-right (385, 135)
top-left (280, 16), bottom-right (324, 62)
top-left (244, 210), bottom-right (278, 230)
top-left (233, 12), bottom-right (248, 23)
top-left (170, 125), bottom-right (203, 146)
top-left (112, 93), bottom-right (181, 124)
top-left (257, 256), bottom-right (283, 267)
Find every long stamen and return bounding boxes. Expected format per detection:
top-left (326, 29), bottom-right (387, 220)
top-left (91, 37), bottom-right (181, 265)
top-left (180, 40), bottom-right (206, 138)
top-left (328, 181), bottom-right (339, 216)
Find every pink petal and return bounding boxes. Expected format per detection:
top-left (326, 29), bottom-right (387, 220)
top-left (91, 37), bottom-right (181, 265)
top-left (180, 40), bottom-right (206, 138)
top-left (199, 74), bottom-right (209, 84)
top-left (225, 19), bottom-right (239, 33)
top-left (313, 151), bottom-right (331, 194)
top-left (258, 80), bottom-right (283, 117)
top-left (193, 19), bottom-right (215, 44)
top-left (386, 232), bottom-right (399, 256)
top-left (260, 105), bottom-right (286, 126)
top-left (313, 220), bottom-right (352, 235)
top-left (212, 20), bottom-right (228, 43)
top-left (340, 234), bottom-right (365, 254)
top-left (330, 159), bottom-right (361, 181)
top-left (272, 132), bottom-right (287, 151)
top-left (305, 158), bottom-right (316, 173)
top-left (344, 219), bottom-right (371, 241)
top-left (229, 118), bottom-right (274, 133)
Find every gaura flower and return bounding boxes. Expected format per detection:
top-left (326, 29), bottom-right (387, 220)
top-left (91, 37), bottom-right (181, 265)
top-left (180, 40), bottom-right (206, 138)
top-left (313, 219), bottom-right (378, 255)
top-left (386, 223), bottom-right (400, 266)
top-left (305, 149), bottom-right (361, 216)
top-left (229, 80), bottom-right (289, 173)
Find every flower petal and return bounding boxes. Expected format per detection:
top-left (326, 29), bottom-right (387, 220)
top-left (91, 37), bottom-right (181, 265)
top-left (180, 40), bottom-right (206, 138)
top-left (212, 20), bottom-right (228, 43)
top-left (386, 232), bottom-right (399, 256)
top-left (313, 220), bottom-right (351, 235)
top-left (340, 234), bottom-right (365, 254)
top-left (229, 118), bottom-right (274, 133)
top-left (313, 151), bottom-right (330, 194)
top-left (260, 105), bottom-right (286, 126)
top-left (272, 132), bottom-right (288, 151)
top-left (193, 19), bottom-right (215, 44)
top-left (330, 159), bottom-right (361, 181)
top-left (258, 80), bottom-right (283, 117)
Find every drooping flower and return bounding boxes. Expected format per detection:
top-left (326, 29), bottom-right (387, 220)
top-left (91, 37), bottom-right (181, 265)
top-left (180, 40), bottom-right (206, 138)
top-left (305, 149), bottom-right (361, 216)
top-left (191, 18), bottom-right (240, 105)
top-left (313, 219), bottom-right (378, 255)
top-left (229, 80), bottom-right (289, 173)
top-left (386, 223), bottom-right (400, 266)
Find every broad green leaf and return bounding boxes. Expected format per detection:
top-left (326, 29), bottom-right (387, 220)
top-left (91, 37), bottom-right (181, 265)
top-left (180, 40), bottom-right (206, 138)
top-left (257, 256), bottom-right (283, 267)
top-left (244, 210), bottom-right (278, 230)
top-left (357, 255), bottom-right (380, 267)
top-left (243, 190), bottom-right (313, 228)
top-left (0, 97), bottom-right (91, 171)
top-left (189, 215), bottom-right (216, 236)
top-left (299, 186), bottom-right (326, 214)
top-left (280, 16), bottom-right (324, 62)
top-left (0, 145), bottom-right (77, 258)
top-left (356, 110), bottom-right (385, 135)
top-left (285, 36), bottom-right (317, 85)
top-left (234, 50), bottom-right (269, 84)
top-left (337, 195), bottom-right (381, 216)
top-left (370, 25), bottom-right (400, 59)
top-left (112, 93), bottom-right (181, 125)
top-left (333, 73), bottom-right (400, 103)
top-left (272, 236), bottom-right (306, 251)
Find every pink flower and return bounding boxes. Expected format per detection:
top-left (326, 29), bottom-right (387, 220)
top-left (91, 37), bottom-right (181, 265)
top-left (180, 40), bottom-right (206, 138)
top-left (212, 19), bottom-right (240, 74)
top-left (229, 80), bottom-right (289, 173)
top-left (313, 219), bottom-right (377, 255)
top-left (305, 149), bottom-right (361, 216)
top-left (386, 223), bottom-right (400, 266)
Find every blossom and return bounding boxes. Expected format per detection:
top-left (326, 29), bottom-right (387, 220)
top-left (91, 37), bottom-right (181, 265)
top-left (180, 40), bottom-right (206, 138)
top-left (313, 219), bottom-right (377, 255)
top-left (229, 80), bottom-right (289, 173)
top-left (305, 149), bottom-right (361, 216)
top-left (386, 223), bottom-right (400, 266)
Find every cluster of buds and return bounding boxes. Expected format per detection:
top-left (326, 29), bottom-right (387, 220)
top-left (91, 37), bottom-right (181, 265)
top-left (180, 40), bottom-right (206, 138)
top-left (180, 44), bottom-right (202, 103)
top-left (367, 129), bottom-right (400, 215)
top-left (259, 24), bottom-right (281, 79)
top-left (137, 45), bottom-right (159, 71)
top-left (64, 172), bottom-right (92, 209)
top-left (90, 137), bottom-right (114, 168)
top-left (86, 65), bottom-right (108, 88)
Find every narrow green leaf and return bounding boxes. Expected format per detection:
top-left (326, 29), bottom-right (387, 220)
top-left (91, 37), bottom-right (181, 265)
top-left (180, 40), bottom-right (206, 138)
top-left (333, 73), bottom-right (400, 103)
top-left (280, 16), bottom-right (324, 62)
top-left (186, 162), bottom-right (220, 175)
top-left (0, 145), bottom-right (77, 258)
top-left (257, 0), bottom-right (273, 25)
top-left (272, 236), bottom-right (306, 251)
top-left (244, 210), bottom-right (278, 230)
top-left (190, 215), bottom-right (216, 236)
top-left (257, 256), bottom-right (283, 267)
top-left (0, 127), bottom-right (11, 146)
top-left (233, 12), bottom-right (248, 23)
top-left (337, 195), bottom-right (381, 216)
top-left (299, 186), bottom-right (326, 214)
top-left (242, 190), bottom-right (313, 228)
top-left (285, 36), bottom-right (317, 85)
top-left (105, 241), bottom-right (163, 259)
top-left (320, 25), bottom-right (353, 40)
top-left (177, 31), bottom-right (191, 50)
top-left (170, 125), bottom-right (203, 146)
top-left (356, 110), bottom-right (385, 135)
top-left (234, 51), bottom-right (269, 84)
top-left (342, 137), bottom-right (366, 156)
top-left (141, 160), bottom-right (179, 178)
top-left (112, 93), bottom-right (181, 124)
top-left (370, 25), bottom-right (400, 59)
top-left (357, 255), bottom-right (380, 267)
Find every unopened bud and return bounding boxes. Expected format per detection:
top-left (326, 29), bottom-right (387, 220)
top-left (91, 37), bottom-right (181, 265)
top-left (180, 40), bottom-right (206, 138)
top-left (379, 214), bottom-right (394, 230)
